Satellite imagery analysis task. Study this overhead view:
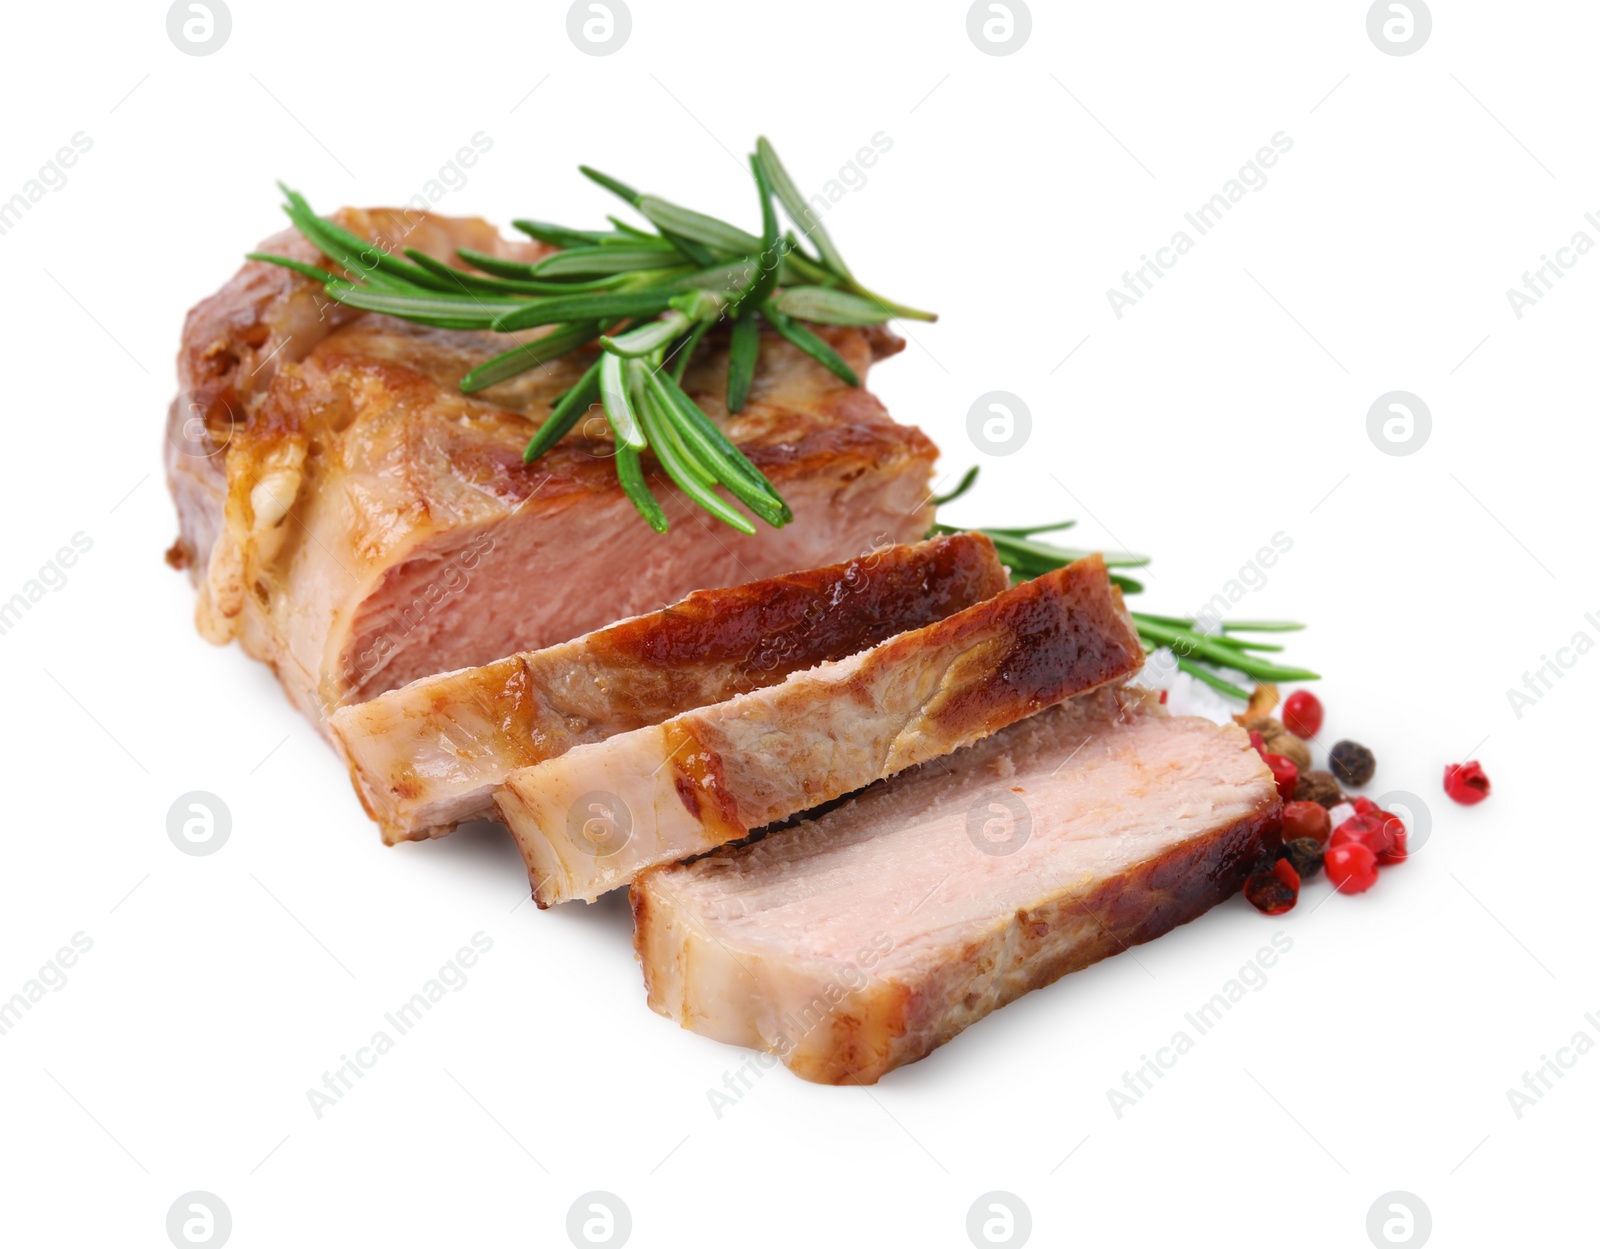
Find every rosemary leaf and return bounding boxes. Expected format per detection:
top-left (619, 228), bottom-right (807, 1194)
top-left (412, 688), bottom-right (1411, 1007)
top-left (726, 310), bottom-right (760, 413)
top-left (1173, 656), bottom-right (1254, 701)
top-left (769, 286), bottom-right (889, 327)
top-left (326, 283), bottom-right (519, 329)
top-left (638, 196), bottom-right (761, 255)
top-left (601, 311), bottom-right (691, 358)
top-left (985, 519), bottom-right (1078, 537)
top-left (755, 137), bottom-right (854, 282)
top-left (247, 252), bottom-right (337, 284)
top-left (760, 305), bottom-right (860, 386)
top-left (598, 352), bottom-right (648, 450)
top-left (534, 245), bottom-right (684, 278)
top-left (523, 360), bottom-right (602, 463)
top-left (646, 371), bottom-right (790, 528)
top-left (745, 153), bottom-right (783, 311)
top-left (578, 169), bottom-right (718, 265)
top-left (492, 288), bottom-right (679, 332)
top-left (512, 219), bottom-right (616, 249)
top-left (979, 530), bottom-right (1150, 570)
top-left (932, 466), bottom-right (980, 507)
top-left (652, 373), bottom-right (781, 501)
top-left (578, 165), bottom-right (644, 206)
top-left (1136, 618), bottom-right (1319, 682)
top-left (458, 247), bottom-right (615, 285)
top-left (461, 321), bottom-right (601, 394)
top-left (615, 443), bottom-right (669, 533)
top-left (635, 385), bottom-right (756, 535)
top-left (607, 216), bottom-right (657, 239)
top-left (280, 198), bottom-right (457, 292)
top-left (668, 320), bottom-right (712, 383)
top-left (1221, 620), bottom-right (1307, 633)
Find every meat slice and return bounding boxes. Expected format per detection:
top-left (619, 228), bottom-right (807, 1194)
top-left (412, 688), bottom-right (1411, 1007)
top-left (496, 554), bottom-right (1145, 906)
top-left (328, 533), bottom-right (1008, 844)
top-left (632, 689), bottom-right (1282, 1084)
top-left (167, 209), bottom-right (937, 733)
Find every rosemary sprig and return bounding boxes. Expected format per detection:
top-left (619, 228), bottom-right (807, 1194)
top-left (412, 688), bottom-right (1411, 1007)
top-left (931, 467), bottom-right (1318, 701)
top-left (251, 141), bottom-right (932, 535)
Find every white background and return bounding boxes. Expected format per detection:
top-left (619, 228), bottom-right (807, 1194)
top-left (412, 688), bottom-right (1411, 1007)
top-left (0, 2), bottom-right (1593, 1246)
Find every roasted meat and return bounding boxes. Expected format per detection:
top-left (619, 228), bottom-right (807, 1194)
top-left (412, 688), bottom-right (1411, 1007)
top-left (167, 209), bottom-right (937, 730)
top-left (497, 554), bottom-right (1145, 905)
top-left (329, 533), bottom-right (1008, 844)
top-left (632, 688), bottom-right (1282, 1084)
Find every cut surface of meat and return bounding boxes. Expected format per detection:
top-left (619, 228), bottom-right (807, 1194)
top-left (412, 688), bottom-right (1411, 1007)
top-left (497, 554), bottom-right (1145, 906)
top-left (329, 533), bottom-right (1008, 844)
top-left (631, 689), bottom-right (1282, 1084)
top-left (167, 209), bottom-right (936, 734)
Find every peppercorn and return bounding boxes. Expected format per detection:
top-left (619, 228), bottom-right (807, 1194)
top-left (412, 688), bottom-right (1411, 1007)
top-left (1282, 800), bottom-right (1332, 845)
top-left (1328, 740), bottom-right (1376, 788)
top-left (1294, 769), bottom-right (1343, 808)
top-left (1245, 859), bottom-right (1299, 914)
top-left (1280, 836), bottom-right (1325, 880)
top-left (1443, 761), bottom-right (1491, 805)
top-left (1242, 715), bottom-right (1311, 770)
top-left (1262, 752), bottom-right (1299, 803)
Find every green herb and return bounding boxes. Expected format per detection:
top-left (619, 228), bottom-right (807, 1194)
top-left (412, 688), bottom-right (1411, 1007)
top-left (251, 140), bottom-right (931, 534)
top-left (931, 467), bottom-right (1317, 701)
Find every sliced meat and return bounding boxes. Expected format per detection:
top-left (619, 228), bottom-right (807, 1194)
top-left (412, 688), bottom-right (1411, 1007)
top-left (497, 555), bottom-right (1146, 906)
top-left (329, 533), bottom-right (1008, 844)
top-left (632, 689), bottom-right (1282, 1084)
top-left (167, 209), bottom-right (936, 733)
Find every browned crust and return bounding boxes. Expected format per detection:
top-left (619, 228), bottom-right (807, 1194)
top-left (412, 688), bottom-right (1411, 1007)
top-left (267, 320), bottom-right (932, 521)
top-left (665, 721), bottom-right (745, 842)
top-left (799, 797), bottom-right (1283, 1085)
top-left (663, 555), bottom-right (1143, 836)
top-left (875, 553), bottom-right (1144, 740)
top-left (591, 531), bottom-right (1007, 693)
top-left (177, 208), bottom-right (543, 435)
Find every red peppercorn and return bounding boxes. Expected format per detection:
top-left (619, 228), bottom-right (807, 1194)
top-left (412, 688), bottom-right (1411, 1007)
top-left (1262, 752), bottom-right (1299, 803)
top-left (1325, 842), bottom-right (1379, 893)
top-left (1444, 761), bottom-right (1491, 805)
top-left (1249, 730), bottom-right (1268, 759)
top-left (1348, 796), bottom-right (1379, 817)
top-left (1330, 813), bottom-right (1395, 858)
top-left (1282, 800), bottom-right (1332, 846)
top-left (1158, 689), bottom-right (1168, 705)
top-left (1245, 858), bottom-right (1300, 914)
top-left (1379, 828), bottom-right (1409, 865)
top-left (1282, 690), bottom-right (1323, 739)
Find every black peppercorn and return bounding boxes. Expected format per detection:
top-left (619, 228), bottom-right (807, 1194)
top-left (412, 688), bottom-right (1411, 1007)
top-left (1328, 740), bottom-right (1375, 788)
top-left (1280, 837), bottom-right (1324, 880)
top-left (1294, 769), bottom-right (1343, 808)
